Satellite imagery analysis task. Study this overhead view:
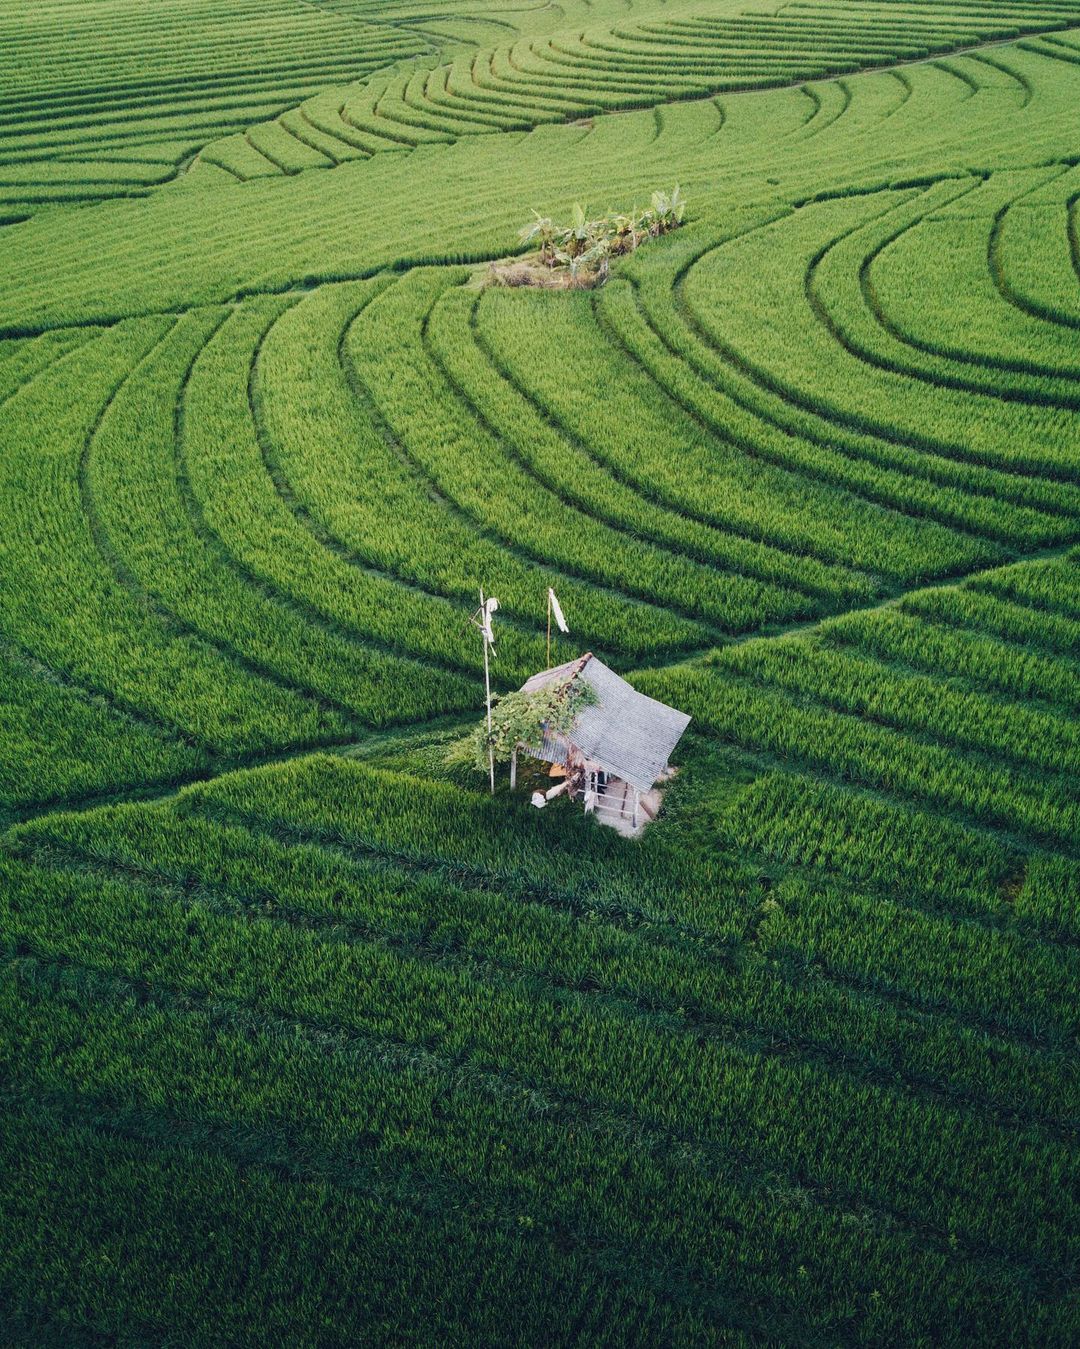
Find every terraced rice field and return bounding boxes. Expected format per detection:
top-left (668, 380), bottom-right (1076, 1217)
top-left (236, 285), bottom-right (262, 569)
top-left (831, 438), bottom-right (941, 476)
top-left (0, 0), bottom-right (1078, 1343)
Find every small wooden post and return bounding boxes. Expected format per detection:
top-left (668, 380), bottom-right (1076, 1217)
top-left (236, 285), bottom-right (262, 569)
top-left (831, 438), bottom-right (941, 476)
top-left (510, 748), bottom-right (517, 790)
top-left (546, 589), bottom-right (552, 667)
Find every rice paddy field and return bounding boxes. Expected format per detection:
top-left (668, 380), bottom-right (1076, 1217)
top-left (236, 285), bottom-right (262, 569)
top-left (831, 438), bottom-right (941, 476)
top-left (1, 0), bottom-right (1079, 1343)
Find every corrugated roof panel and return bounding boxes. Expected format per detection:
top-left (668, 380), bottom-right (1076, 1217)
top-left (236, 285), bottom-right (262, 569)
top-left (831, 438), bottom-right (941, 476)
top-left (518, 654), bottom-right (689, 791)
top-left (520, 652), bottom-right (592, 694)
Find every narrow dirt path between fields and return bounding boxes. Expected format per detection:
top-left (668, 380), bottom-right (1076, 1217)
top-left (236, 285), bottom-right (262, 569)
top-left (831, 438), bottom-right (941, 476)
top-left (651, 539), bottom-right (1079, 666)
top-left (4, 535), bottom-right (1073, 830)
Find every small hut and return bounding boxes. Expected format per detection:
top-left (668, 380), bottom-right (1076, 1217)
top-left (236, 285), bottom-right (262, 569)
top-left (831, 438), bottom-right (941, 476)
top-left (511, 652), bottom-right (690, 835)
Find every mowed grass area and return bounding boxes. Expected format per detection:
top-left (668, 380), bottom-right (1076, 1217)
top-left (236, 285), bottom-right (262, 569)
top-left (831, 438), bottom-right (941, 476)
top-left (0, 0), bottom-right (1079, 1343)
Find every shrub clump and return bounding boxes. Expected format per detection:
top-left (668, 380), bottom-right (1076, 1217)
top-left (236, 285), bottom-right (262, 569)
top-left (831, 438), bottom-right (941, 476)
top-left (488, 187), bottom-right (686, 290)
top-left (450, 680), bottom-right (597, 776)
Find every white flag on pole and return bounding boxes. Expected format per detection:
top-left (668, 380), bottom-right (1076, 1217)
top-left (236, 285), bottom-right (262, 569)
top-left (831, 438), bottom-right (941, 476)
top-left (548, 588), bottom-right (569, 634)
top-left (481, 596), bottom-right (499, 648)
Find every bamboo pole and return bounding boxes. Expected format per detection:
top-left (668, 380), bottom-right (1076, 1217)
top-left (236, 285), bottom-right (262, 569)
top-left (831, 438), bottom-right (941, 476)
top-left (481, 586), bottom-right (495, 796)
top-left (546, 588), bottom-right (552, 667)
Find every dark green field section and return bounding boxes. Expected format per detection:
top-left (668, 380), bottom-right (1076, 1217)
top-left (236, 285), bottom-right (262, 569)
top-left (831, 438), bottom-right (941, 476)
top-left (1, 0), bottom-right (1079, 1343)
top-left (2, 708), bottom-right (1078, 1342)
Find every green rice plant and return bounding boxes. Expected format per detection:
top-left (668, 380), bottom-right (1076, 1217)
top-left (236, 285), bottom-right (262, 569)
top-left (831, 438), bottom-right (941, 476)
top-left (446, 56), bottom-right (584, 123)
top-left (0, 328), bottom-right (91, 401)
top-left (418, 65), bottom-right (533, 131)
top-left (636, 659), bottom-right (1080, 849)
top-left (0, 0), bottom-right (425, 207)
top-left (275, 106), bottom-right (363, 166)
top-left (0, 319), bottom-right (347, 755)
top-left (13, 783), bottom-right (1077, 1124)
top-left (1016, 854), bottom-right (1080, 940)
top-left (2, 834), bottom-right (1076, 1279)
top-left (991, 163), bottom-right (1080, 328)
top-left (972, 552), bottom-right (1080, 619)
top-left (244, 120), bottom-right (336, 174)
top-left (0, 1097), bottom-right (707, 1347)
top-left (866, 191), bottom-right (1080, 379)
top-left (682, 193), bottom-right (1080, 489)
top-left (715, 631), bottom-right (1080, 777)
top-left (0, 978), bottom-right (1049, 1346)
top-left (86, 302), bottom-right (477, 726)
top-left (286, 87), bottom-right (387, 156)
top-left (259, 278), bottom-right (706, 665)
top-left (404, 66), bottom-right (531, 134)
top-left (349, 265), bottom-right (800, 635)
top-left (720, 770), bottom-right (1018, 912)
top-left (0, 643), bottom-right (205, 811)
top-left (5, 38), bottom-right (1080, 335)
top-left (605, 258), bottom-right (1064, 554)
top-left (180, 294), bottom-right (516, 686)
top-left (810, 179), bottom-right (1080, 407)
top-left (4, 8), bottom-right (1080, 1341)
top-left (761, 870), bottom-right (1080, 1046)
top-left (195, 131), bottom-right (283, 180)
top-left (5, 0), bottom-right (1062, 224)
top-left (900, 583), bottom-right (1080, 658)
top-left (821, 605), bottom-right (1080, 713)
top-left (481, 281), bottom-right (993, 583)
top-left (338, 78), bottom-right (453, 150)
top-left (177, 753), bottom-right (738, 931)
top-left (431, 282), bottom-right (866, 609)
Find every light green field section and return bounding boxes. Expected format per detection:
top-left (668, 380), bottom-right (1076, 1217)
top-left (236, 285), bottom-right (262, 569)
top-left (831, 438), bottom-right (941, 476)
top-left (0, 0), bottom-right (429, 213)
top-left (3, 0), bottom-right (1079, 214)
top-left (3, 35), bottom-right (1080, 329)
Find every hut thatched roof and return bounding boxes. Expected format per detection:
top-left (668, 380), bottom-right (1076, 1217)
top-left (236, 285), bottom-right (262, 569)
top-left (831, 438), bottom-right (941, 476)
top-left (520, 652), bottom-right (690, 791)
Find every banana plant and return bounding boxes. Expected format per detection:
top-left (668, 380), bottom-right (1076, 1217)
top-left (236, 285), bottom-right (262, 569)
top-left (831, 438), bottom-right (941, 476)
top-left (557, 202), bottom-right (594, 257)
top-left (669, 183), bottom-right (686, 225)
top-left (649, 184), bottom-right (686, 234)
top-left (518, 212), bottom-right (557, 263)
top-left (514, 190), bottom-right (686, 286)
top-left (578, 235), bottom-right (612, 282)
top-left (609, 207), bottom-right (644, 254)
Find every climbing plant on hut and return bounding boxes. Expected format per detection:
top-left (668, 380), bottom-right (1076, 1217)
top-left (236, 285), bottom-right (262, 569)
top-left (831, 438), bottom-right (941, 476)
top-left (458, 681), bottom-right (597, 776)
